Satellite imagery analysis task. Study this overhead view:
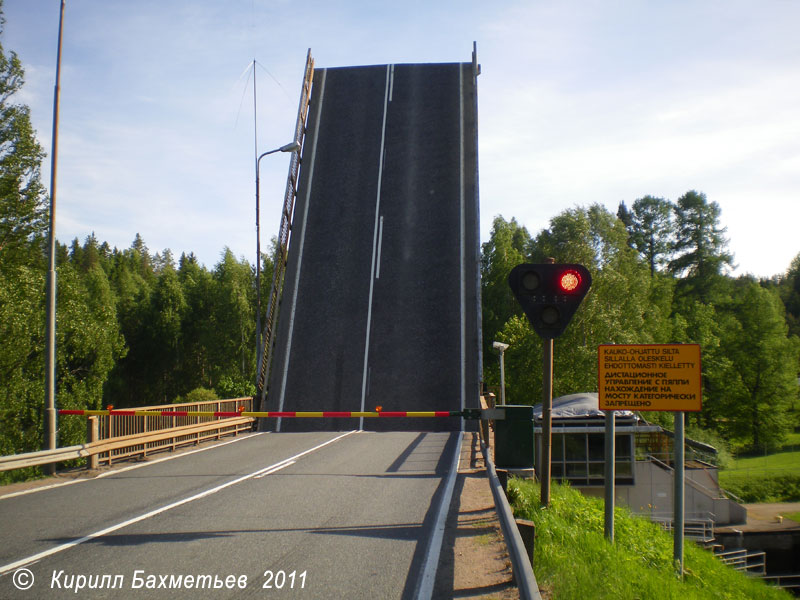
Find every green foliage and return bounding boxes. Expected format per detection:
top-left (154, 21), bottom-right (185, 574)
top-left (215, 375), bottom-right (256, 399)
top-left (0, 10), bottom-right (46, 267)
top-left (685, 425), bottom-right (733, 470)
top-left (484, 194), bottom-right (799, 453)
top-left (0, 264), bottom-right (45, 458)
top-left (669, 190), bottom-right (734, 303)
top-left (715, 281), bottom-right (799, 449)
top-left (480, 215), bottom-right (531, 382)
top-left (778, 253), bottom-right (800, 338)
top-left (626, 195), bottom-right (675, 276)
top-left (492, 204), bottom-right (670, 403)
top-left (182, 387), bottom-right (219, 404)
top-left (508, 478), bottom-right (791, 599)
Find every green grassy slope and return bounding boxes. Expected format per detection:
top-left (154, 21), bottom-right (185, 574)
top-left (508, 479), bottom-right (791, 600)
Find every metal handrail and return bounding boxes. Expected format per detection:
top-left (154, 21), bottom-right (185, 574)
top-left (646, 454), bottom-right (727, 499)
top-left (762, 574), bottom-right (800, 589)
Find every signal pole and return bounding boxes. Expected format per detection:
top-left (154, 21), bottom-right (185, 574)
top-left (541, 335), bottom-right (554, 507)
top-left (508, 258), bottom-right (591, 508)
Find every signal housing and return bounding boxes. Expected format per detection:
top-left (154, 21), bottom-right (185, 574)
top-left (508, 263), bottom-right (592, 339)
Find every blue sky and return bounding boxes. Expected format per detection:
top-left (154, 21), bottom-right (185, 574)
top-left (5, 0), bottom-right (800, 277)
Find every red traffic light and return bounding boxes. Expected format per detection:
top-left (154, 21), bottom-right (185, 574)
top-left (508, 263), bottom-right (592, 339)
top-left (558, 270), bottom-right (582, 293)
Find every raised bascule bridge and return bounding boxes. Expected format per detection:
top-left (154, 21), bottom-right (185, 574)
top-left (257, 51), bottom-right (482, 433)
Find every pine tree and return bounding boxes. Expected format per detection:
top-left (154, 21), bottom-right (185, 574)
top-left (669, 190), bottom-right (734, 302)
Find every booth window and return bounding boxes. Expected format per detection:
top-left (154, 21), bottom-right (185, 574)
top-left (544, 432), bottom-right (635, 486)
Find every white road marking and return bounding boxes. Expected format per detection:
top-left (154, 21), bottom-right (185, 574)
top-left (376, 215), bottom-right (385, 280)
top-left (359, 64), bottom-right (392, 429)
top-left (276, 69), bottom-right (328, 430)
top-left (415, 431), bottom-right (463, 600)
top-left (254, 459), bottom-right (296, 479)
top-left (459, 65), bottom-right (466, 419)
top-left (0, 431), bottom-right (356, 576)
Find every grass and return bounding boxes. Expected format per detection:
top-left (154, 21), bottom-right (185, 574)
top-left (718, 446), bottom-right (800, 502)
top-left (786, 512), bottom-right (800, 523)
top-left (508, 478), bottom-right (791, 600)
top-left (724, 449), bottom-right (800, 478)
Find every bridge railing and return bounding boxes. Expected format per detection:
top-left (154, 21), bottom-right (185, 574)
top-left (93, 398), bottom-right (255, 466)
top-left (0, 398), bottom-right (255, 473)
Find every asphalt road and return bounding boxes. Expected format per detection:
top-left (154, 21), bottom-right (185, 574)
top-left (0, 431), bottom-right (461, 599)
top-left (265, 62), bottom-right (481, 432)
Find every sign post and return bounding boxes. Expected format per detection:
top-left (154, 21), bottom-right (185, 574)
top-left (598, 344), bottom-right (701, 574)
top-left (604, 409), bottom-right (615, 541)
top-left (674, 410), bottom-right (685, 575)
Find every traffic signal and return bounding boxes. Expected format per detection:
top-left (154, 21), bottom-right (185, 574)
top-left (508, 263), bottom-right (592, 339)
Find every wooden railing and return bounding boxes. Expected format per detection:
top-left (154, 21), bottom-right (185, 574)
top-left (0, 398), bottom-right (255, 472)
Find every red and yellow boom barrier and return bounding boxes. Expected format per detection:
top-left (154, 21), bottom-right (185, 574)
top-left (58, 409), bottom-right (471, 419)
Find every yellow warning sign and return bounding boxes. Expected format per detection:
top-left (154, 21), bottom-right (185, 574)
top-left (598, 344), bottom-right (701, 412)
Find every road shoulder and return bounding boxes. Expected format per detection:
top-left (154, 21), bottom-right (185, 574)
top-left (434, 431), bottom-right (519, 599)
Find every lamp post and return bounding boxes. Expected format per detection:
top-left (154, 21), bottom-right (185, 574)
top-left (44, 0), bottom-right (66, 474)
top-left (255, 141), bottom-right (301, 370)
top-left (492, 341), bottom-right (509, 406)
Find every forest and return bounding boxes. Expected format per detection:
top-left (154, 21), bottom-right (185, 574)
top-left (1, 9), bottom-right (798, 475)
top-left (481, 202), bottom-right (800, 453)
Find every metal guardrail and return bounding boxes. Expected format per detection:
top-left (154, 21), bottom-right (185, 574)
top-left (478, 395), bottom-right (541, 600)
top-left (0, 444), bottom-right (93, 472)
top-left (0, 398), bottom-right (255, 472)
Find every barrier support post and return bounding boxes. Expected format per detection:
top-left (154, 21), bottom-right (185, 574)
top-left (87, 416), bottom-right (98, 470)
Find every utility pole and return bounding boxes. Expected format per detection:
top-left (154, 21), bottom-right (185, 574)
top-left (44, 0), bottom-right (66, 474)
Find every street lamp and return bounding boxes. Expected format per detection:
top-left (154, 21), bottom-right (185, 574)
top-left (492, 341), bottom-right (509, 406)
top-left (255, 141), bottom-right (302, 370)
top-left (44, 0), bottom-right (66, 474)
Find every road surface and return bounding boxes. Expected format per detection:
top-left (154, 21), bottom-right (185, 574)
top-left (265, 62), bottom-right (481, 432)
top-left (0, 431), bottom-right (461, 599)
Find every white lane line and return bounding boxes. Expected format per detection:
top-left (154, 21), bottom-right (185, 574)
top-left (375, 215), bottom-right (385, 280)
top-left (458, 65), bottom-right (466, 420)
top-left (415, 431), bottom-right (463, 600)
top-left (254, 459), bottom-right (296, 479)
top-left (0, 431), bottom-right (356, 576)
top-left (0, 433), bottom-right (265, 501)
top-left (359, 64), bottom-right (392, 430)
top-left (276, 68), bottom-right (328, 431)
top-left (389, 64), bottom-right (395, 102)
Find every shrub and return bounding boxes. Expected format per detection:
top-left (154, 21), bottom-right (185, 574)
top-left (182, 387), bottom-right (218, 404)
